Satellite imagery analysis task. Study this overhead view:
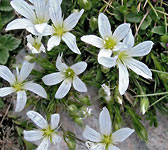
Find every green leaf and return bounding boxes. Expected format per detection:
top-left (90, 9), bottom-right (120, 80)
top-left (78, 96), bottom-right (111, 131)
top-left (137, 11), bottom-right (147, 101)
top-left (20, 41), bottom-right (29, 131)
top-left (0, 0), bottom-right (13, 12)
top-left (0, 99), bottom-right (4, 109)
top-left (126, 12), bottom-right (143, 23)
top-left (152, 26), bottom-right (165, 35)
top-left (1, 12), bottom-right (15, 26)
top-left (140, 16), bottom-right (152, 30)
top-left (0, 49), bottom-right (9, 64)
top-left (0, 34), bottom-right (21, 51)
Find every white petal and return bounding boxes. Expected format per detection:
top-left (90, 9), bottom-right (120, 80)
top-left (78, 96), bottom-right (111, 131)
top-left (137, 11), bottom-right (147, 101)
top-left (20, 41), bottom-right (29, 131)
top-left (0, 66), bottom-right (16, 84)
top-left (18, 61), bottom-right (35, 83)
top-left (98, 49), bottom-right (112, 64)
top-left (49, 0), bottom-right (62, 26)
top-left (81, 35), bottom-right (104, 48)
top-left (34, 23), bottom-right (48, 34)
top-left (86, 143), bottom-right (106, 150)
top-left (26, 25), bottom-right (39, 35)
top-left (128, 41), bottom-right (154, 57)
top-left (42, 72), bottom-right (65, 86)
top-left (11, 0), bottom-right (35, 21)
top-left (42, 25), bottom-right (54, 36)
top-left (37, 138), bottom-right (49, 150)
top-left (26, 111), bottom-right (48, 129)
top-left (0, 87), bottom-right (15, 97)
top-left (71, 62), bottom-right (87, 75)
top-left (98, 56), bottom-right (118, 68)
top-left (6, 19), bottom-right (34, 31)
top-left (123, 29), bottom-right (134, 48)
top-left (26, 34), bottom-right (34, 44)
top-left (73, 75), bottom-right (87, 92)
top-left (113, 23), bottom-right (130, 41)
top-left (47, 36), bottom-right (61, 51)
top-left (118, 63), bottom-right (129, 95)
top-left (23, 82), bottom-right (47, 98)
top-left (23, 130), bottom-right (43, 142)
top-left (109, 145), bottom-right (120, 150)
top-left (83, 125), bottom-right (102, 142)
top-left (56, 54), bottom-right (68, 71)
top-left (98, 13), bottom-right (112, 39)
top-left (52, 134), bottom-right (62, 144)
top-left (55, 79), bottom-right (72, 99)
top-left (99, 107), bottom-right (112, 135)
top-left (15, 91), bottom-right (27, 112)
top-left (125, 58), bottom-right (152, 79)
top-left (112, 128), bottom-right (134, 143)
top-left (51, 114), bottom-right (60, 129)
top-left (64, 9), bottom-right (84, 31)
top-left (62, 32), bottom-right (81, 54)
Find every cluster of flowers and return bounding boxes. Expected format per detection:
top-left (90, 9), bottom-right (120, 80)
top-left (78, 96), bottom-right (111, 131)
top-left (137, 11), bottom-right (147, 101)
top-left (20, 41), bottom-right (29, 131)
top-left (0, 0), bottom-right (154, 149)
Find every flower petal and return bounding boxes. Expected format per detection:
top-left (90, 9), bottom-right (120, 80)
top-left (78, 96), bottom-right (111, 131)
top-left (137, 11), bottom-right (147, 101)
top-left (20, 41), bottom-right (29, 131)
top-left (0, 87), bottom-right (15, 97)
top-left (98, 56), bottom-right (118, 68)
top-left (64, 9), bottom-right (84, 31)
top-left (47, 36), bottom-right (61, 51)
top-left (123, 29), bottom-right (134, 48)
top-left (62, 32), bottom-right (81, 54)
top-left (37, 138), bottom-right (49, 150)
top-left (86, 142), bottom-right (106, 150)
top-left (125, 58), bottom-right (152, 79)
top-left (99, 107), bottom-right (112, 135)
top-left (112, 128), bottom-right (134, 143)
top-left (113, 23), bottom-right (130, 41)
top-left (73, 75), bottom-right (87, 92)
top-left (23, 130), bottom-right (43, 142)
top-left (6, 19), bottom-right (34, 31)
top-left (128, 41), bottom-right (154, 57)
top-left (18, 61), bottom-right (35, 83)
top-left (81, 35), bottom-right (104, 48)
top-left (42, 72), bottom-right (65, 86)
top-left (71, 62), bottom-right (87, 75)
top-left (98, 13), bottom-right (112, 39)
top-left (83, 125), bottom-right (102, 142)
top-left (118, 62), bottom-right (129, 95)
top-left (98, 49), bottom-right (112, 64)
top-left (34, 23), bottom-right (48, 34)
top-left (56, 54), bottom-right (68, 71)
top-left (51, 114), bottom-right (60, 129)
top-left (10, 0), bottom-right (35, 21)
top-left (55, 79), bottom-right (72, 99)
top-left (27, 111), bottom-right (48, 129)
top-left (109, 145), bottom-right (121, 150)
top-left (52, 134), bottom-right (62, 144)
top-left (0, 66), bottom-right (16, 84)
top-left (23, 82), bottom-right (47, 98)
top-left (42, 25), bottom-right (54, 36)
top-left (15, 91), bottom-right (27, 112)
top-left (49, 0), bottom-right (62, 26)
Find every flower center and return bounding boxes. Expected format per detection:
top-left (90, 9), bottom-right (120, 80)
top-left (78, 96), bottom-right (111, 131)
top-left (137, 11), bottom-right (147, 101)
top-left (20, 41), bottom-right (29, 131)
top-left (102, 134), bottom-right (112, 148)
top-left (104, 37), bottom-right (117, 50)
top-left (42, 126), bottom-right (55, 141)
top-left (33, 41), bottom-right (41, 50)
top-left (64, 68), bottom-right (75, 79)
top-left (53, 25), bottom-right (65, 36)
top-left (12, 82), bottom-right (23, 92)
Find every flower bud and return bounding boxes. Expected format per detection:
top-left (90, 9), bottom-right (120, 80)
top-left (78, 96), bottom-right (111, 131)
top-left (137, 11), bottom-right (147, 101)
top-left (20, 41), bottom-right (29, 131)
top-left (90, 16), bottom-right (98, 31)
top-left (140, 98), bottom-right (149, 115)
top-left (78, 0), bottom-right (92, 10)
top-left (68, 105), bottom-right (78, 113)
top-left (101, 66), bottom-right (110, 73)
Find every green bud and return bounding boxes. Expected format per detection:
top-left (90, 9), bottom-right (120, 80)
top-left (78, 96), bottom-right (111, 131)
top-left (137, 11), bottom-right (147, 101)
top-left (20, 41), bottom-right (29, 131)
top-left (78, 96), bottom-right (90, 105)
top-left (101, 66), bottom-right (110, 73)
top-left (74, 117), bottom-right (83, 126)
top-left (140, 98), bottom-right (149, 115)
top-left (68, 105), bottom-right (78, 113)
top-left (66, 139), bottom-right (76, 150)
top-left (90, 16), bottom-right (98, 31)
top-left (78, 0), bottom-right (92, 10)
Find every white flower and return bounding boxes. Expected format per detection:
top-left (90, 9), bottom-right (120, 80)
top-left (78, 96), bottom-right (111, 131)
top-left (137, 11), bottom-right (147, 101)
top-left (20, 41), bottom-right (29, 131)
top-left (83, 107), bottom-right (134, 150)
top-left (6, 0), bottom-right (54, 36)
top-left (47, 0), bottom-right (84, 54)
top-left (27, 34), bottom-right (46, 54)
top-left (24, 111), bottom-right (62, 150)
top-left (99, 30), bottom-right (154, 95)
top-left (42, 54), bottom-right (87, 99)
top-left (0, 61), bottom-right (47, 112)
top-left (81, 13), bottom-right (130, 63)
top-left (101, 84), bottom-right (111, 101)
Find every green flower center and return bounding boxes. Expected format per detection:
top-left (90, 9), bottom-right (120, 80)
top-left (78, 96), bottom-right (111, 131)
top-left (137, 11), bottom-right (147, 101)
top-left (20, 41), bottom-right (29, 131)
top-left (53, 25), bottom-right (65, 36)
top-left (34, 18), bottom-right (46, 24)
top-left (12, 82), bottom-right (23, 92)
top-left (42, 126), bottom-right (55, 141)
top-left (33, 41), bottom-right (41, 50)
top-left (101, 134), bottom-right (113, 149)
top-left (104, 37), bottom-right (117, 50)
top-left (64, 68), bottom-right (75, 79)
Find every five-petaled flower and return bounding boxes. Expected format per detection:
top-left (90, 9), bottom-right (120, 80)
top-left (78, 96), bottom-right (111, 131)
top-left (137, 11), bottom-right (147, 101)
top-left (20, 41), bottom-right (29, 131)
top-left (99, 30), bottom-right (154, 95)
top-left (42, 54), bottom-right (87, 99)
top-left (81, 13), bottom-right (130, 64)
top-left (47, 0), bottom-right (84, 54)
top-left (83, 107), bottom-right (134, 150)
top-left (27, 34), bottom-right (46, 54)
top-left (24, 111), bottom-right (62, 150)
top-left (0, 61), bottom-right (47, 112)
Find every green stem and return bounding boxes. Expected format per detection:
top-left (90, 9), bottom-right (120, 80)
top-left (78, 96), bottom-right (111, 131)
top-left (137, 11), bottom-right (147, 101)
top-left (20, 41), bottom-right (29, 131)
top-left (134, 91), bottom-right (168, 97)
top-left (149, 95), bottom-right (168, 108)
top-left (147, 0), bottom-right (158, 18)
top-left (151, 69), bottom-right (168, 75)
